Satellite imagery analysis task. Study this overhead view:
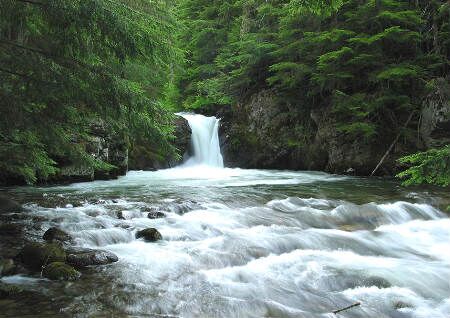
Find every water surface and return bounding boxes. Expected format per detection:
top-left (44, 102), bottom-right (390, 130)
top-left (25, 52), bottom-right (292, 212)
top-left (1, 167), bottom-right (450, 317)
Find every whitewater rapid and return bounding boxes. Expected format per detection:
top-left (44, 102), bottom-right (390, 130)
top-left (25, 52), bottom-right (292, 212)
top-left (1, 114), bottom-right (449, 317)
top-left (2, 167), bottom-right (449, 317)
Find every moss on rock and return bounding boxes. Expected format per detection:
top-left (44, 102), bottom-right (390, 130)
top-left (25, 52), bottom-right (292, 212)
top-left (18, 242), bottom-right (66, 270)
top-left (42, 262), bottom-right (80, 281)
top-left (0, 283), bottom-right (22, 299)
top-left (0, 258), bottom-right (15, 276)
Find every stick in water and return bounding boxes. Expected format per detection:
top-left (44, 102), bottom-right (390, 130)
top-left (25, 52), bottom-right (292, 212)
top-left (332, 302), bottom-right (361, 315)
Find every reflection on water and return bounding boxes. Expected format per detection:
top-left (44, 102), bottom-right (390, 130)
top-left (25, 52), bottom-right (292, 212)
top-left (1, 167), bottom-right (450, 317)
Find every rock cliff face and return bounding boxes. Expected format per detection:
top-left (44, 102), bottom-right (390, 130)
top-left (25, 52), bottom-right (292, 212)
top-left (129, 116), bottom-right (191, 171)
top-left (420, 78), bottom-right (450, 149)
top-left (200, 80), bottom-right (449, 175)
top-left (204, 90), bottom-right (311, 170)
top-left (173, 116), bottom-right (192, 163)
top-left (49, 122), bottom-right (128, 183)
top-left (59, 116), bottom-right (192, 178)
top-left (308, 107), bottom-right (408, 175)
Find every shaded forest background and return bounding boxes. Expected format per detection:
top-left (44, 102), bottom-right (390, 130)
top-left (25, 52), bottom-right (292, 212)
top-left (0, 0), bottom-right (449, 186)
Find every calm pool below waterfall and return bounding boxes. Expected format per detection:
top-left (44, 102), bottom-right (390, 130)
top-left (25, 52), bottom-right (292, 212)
top-left (1, 166), bottom-right (450, 318)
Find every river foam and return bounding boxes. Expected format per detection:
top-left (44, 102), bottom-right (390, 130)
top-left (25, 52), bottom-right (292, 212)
top-left (7, 169), bottom-right (447, 318)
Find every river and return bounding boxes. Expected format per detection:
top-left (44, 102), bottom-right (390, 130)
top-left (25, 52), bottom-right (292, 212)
top-left (0, 115), bottom-right (449, 317)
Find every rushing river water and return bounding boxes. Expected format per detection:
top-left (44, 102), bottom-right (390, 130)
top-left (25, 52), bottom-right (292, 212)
top-left (1, 167), bottom-right (450, 317)
top-left (1, 114), bottom-right (450, 317)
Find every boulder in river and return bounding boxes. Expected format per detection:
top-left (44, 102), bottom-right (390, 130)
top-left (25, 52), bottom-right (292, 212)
top-left (147, 211), bottom-right (165, 219)
top-left (18, 242), bottom-right (66, 270)
top-left (136, 228), bottom-right (162, 242)
top-left (66, 248), bottom-right (118, 267)
top-left (363, 276), bottom-right (391, 289)
top-left (0, 258), bottom-right (15, 276)
top-left (43, 227), bottom-right (72, 243)
top-left (117, 211), bottom-right (126, 220)
top-left (43, 262), bottom-right (80, 281)
top-left (0, 195), bottom-right (23, 214)
top-left (142, 207), bottom-right (166, 219)
top-left (394, 301), bottom-right (413, 309)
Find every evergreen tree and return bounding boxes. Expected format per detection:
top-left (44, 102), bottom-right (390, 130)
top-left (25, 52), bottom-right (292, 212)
top-left (0, 0), bottom-right (178, 184)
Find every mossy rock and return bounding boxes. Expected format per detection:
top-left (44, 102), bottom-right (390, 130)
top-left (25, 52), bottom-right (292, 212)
top-left (136, 228), bottom-right (162, 242)
top-left (0, 258), bottom-right (15, 276)
top-left (43, 262), bottom-right (80, 281)
top-left (18, 242), bottom-right (66, 270)
top-left (0, 283), bottom-right (22, 299)
top-left (0, 195), bottom-right (23, 214)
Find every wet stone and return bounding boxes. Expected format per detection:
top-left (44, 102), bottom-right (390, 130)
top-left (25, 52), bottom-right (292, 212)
top-left (0, 258), bottom-right (15, 276)
top-left (147, 211), bottom-right (165, 219)
top-left (18, 242), bottom-right (66, 270)
top-left (66, 248), bottom-right (119, 267)
top-left (363, 276), bottom-right (392, 289)
top-left (43, 227), bottom-right (72, 243)
top-left (43, 262), bottom-right (80, 281)
top-left (170, 201), bottom-right (203, 214)
top-left (0, 283), bottom-right (23, 299)
top-left (136, 228), bottom-right (162, 242)
top-left (394, 301), bottom-right (413, 309)
top-left (0, 196), bottom-right (23, 214)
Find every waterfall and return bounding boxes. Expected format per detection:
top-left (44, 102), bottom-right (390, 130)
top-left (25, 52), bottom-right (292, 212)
top-left (178, 113), bottom-right (224, 167)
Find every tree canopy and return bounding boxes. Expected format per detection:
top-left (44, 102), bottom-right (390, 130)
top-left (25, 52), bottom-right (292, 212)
top-left (0, 0), bottom-right (179, 183)
top-left (1, 0), bottom-right (448, 186)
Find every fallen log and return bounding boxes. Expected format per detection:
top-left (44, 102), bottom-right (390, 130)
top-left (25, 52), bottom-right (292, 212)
top-left (332, 302), bottom-right (361, 315)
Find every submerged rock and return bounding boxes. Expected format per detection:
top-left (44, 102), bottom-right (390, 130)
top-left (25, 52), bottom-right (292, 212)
top-left (0, 258), bottom-right (15, 276)
top-left (66, 248), bottom-right (118, 267)
top-left (0, 283), bottom-right (22, 299)
top-left (43, 262), bottom-right (80, 281)
top-left (363, 276), bottom-right (391, 289)
top-left (117, 211), bottom-right (125, 220)
top-left (147, 210), bottom-right (165, 219)
top-left (170, 201), bottom-right (203, 214)
top-left (43, 227), bottom-right (72, 243)
top-left (148, 211), bottom-right (165, 219)
top-left (18, 242), bottom-right (66, 270)
top-left (142, 206), bottom-right (166, 219)
top-left (394, 301), bottom-right (413, 309)
top-left (136, 228), bottom-right (162, 242)
top-left (338, 224), bottom-right (365, 232)
top-left (0, 196), bottom-right (23, 214)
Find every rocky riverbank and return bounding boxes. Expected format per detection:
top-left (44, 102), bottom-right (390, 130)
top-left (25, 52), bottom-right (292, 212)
top-left (0, 194), bottom-right (167, 300)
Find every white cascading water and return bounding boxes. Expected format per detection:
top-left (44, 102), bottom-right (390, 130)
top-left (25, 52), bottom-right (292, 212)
top-left (177, 113), bottom-right (224, 167)
top-left (1, 117), bottom-right (450, 317)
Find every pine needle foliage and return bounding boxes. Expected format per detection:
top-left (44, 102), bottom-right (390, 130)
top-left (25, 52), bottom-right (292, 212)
top-left (0, 0), bottom-right (179, 184)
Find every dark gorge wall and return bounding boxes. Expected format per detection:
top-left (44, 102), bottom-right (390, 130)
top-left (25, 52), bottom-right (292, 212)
top-left (47, 122), bottom-right (129, 184)
top-left (205, 80), bottom-right (449, 176)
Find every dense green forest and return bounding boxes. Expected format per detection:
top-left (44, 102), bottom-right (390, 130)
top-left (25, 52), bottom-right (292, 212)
top-left (0, 0), bottom-right (449, 186)
top-left (172, 0), bottom-right (450, 185)
top-left (0, 0), bottom-right (179, 184)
